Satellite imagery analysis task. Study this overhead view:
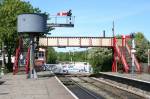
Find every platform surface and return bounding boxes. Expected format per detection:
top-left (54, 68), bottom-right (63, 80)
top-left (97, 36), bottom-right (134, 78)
top-left (101, 72), bottom-right (150, 83)
top-left (0, 71), bottom-right (76, 99)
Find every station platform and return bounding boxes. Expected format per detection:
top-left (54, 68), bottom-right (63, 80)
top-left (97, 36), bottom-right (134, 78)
top-left (0, 71), bottom-right (78, 99)
top-left (100, 72), bottom-right (150, 83)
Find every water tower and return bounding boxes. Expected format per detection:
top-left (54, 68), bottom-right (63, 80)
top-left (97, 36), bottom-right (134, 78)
top-left (17, 13), bottom-right (47, 78)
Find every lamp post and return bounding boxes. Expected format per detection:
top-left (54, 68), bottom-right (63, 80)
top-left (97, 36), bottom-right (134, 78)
top-left (131, 33), bottom-right (136, 74)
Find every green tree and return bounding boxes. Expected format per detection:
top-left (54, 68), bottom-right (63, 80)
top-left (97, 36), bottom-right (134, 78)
top-left (0, 0), bottom-right (41, 71)
top-left (88, 48), bottom-right (112, 73)
top-left (47, 47), bottom-right (57, 64)
top-left (57, 52), bottom-right (70, 62)
top-left (57, 50), bottom-right (88, 62)
top-left (135, 32), bottom-right (150, 62)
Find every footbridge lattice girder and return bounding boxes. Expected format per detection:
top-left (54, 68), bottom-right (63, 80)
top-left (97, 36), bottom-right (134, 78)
top-left (39, 37), bottom-right (114, 47)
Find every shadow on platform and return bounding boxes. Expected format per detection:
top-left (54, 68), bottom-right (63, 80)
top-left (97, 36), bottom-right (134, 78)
top-left (0, 81), bottom-right (5, 85)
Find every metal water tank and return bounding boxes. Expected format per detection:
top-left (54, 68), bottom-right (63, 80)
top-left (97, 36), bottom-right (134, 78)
top-left (17, 13), bottom-right (47, 33)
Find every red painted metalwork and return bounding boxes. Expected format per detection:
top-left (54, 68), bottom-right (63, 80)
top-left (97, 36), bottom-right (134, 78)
top-left (122, 35), bottom-right (126, 68)
top-left (57, 12), bottom-right (68, 16)
top-left (112, 37), bottom-right (117, 72)
top-left (13, 48), bottom-right (20, 74)
top-left (122, 35), bottom-right (126, 47)
top-left (115, 44), bottom-right (129, 72)
top-left (25, 47), bottom-right (30, 74)
top-left (13, 37), bottom-right (23, 75)
top-left (112, 36), bottom-right (129, 73)
top-left (112, 34), bottom-right (141, 73)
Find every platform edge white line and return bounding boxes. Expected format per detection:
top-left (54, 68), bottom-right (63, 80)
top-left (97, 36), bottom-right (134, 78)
top-left (55, 76), bottom-right (79, 99)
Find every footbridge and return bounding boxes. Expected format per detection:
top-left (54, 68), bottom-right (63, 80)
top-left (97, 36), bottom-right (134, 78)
top-left (38, 36), bottom-right (140, 73)
top-left (39, 37), bottom-right (114, 47)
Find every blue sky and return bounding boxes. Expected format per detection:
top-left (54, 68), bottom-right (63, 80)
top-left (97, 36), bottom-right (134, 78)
top-left (24, 0), bottom-right (150, 52)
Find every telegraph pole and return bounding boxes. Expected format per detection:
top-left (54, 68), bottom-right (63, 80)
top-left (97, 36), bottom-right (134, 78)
top-left (112, 21), bottom-right (115, 37)
top-left (103, 30), bottom-right (105, 37)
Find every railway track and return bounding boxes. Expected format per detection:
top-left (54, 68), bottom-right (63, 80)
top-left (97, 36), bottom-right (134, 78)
top-left (77, 77), bottom-right (149, 99)
top-left (57, 74), bottom-right (149, 99)
top-left (58, 76), bottom-right (104, 99)
top-left (93, 73), bottom-right (150, 96)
